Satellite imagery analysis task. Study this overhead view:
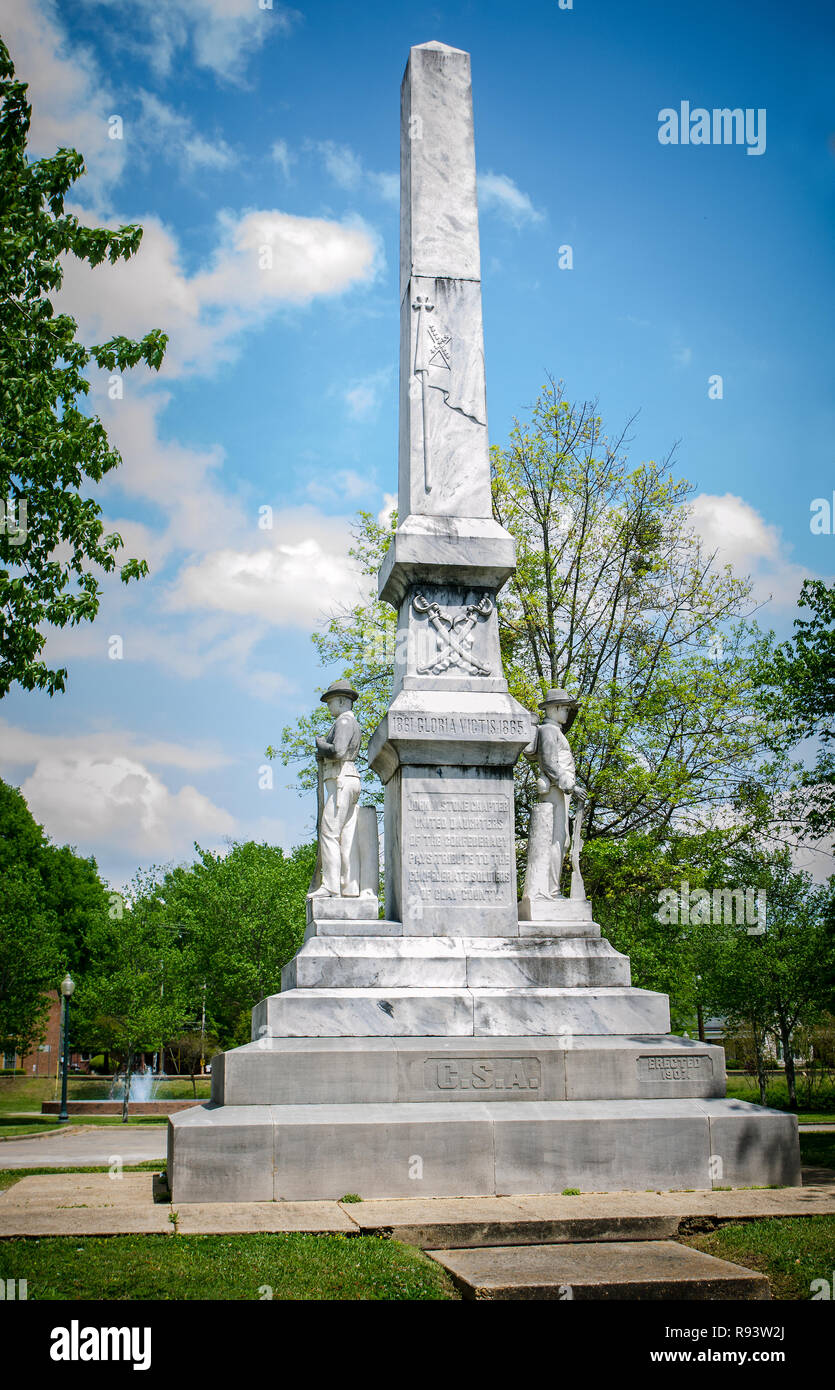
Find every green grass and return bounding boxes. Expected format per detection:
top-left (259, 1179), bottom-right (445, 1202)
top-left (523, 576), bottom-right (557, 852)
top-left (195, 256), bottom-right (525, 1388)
top-left (0, 1076), bottom-right (210, 1116)
top-left (0, 1233), bottom-right (458, 1301)
top-left (681, 1216), bottom-right (835, 1300)
top-left (725, 1073), bottom-right (835, 1121)
top-left (799, 1132), bottom-right (835, 1170)
top-left (0, 1115), bottom-right (168, 1138)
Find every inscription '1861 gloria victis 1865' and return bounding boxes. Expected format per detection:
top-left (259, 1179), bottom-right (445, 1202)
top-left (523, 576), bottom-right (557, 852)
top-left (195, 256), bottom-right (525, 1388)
top-left (167, 42), bottom-right (802, 1204)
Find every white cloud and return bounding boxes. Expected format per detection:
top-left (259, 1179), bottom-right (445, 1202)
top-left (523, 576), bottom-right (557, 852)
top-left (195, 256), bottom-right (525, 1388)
top-left (0, 718), bottom-right (232, 773)
top-left (137, 90), bottom-right (235, 171)
top-left (271, 138), bottom-right (295, 178)
top-left (19, 752), bottom-right (235, 861)
top-left (165, 508), bottom-right (368, 627)
top-left (82, 0), bottom-right (300, 84)
top-left (377, 493), bottom-right (397, 528)
top-left (342, 367), bottom-right (392, 421)
top-left (1, 0), bottom-right (126, 197)
top-left (312, 141), bottom-right (399, 203)
top-left (306, 470), bottom-right (373, 504)
top-left (477, 171), bottom-right (544, 227)
top-left (369, 171), bottom-right (399, 202)
top-left (687, 493), bottom-right (813, 608)
top-left (57, 205), bottom-right (382, 377)
top-left (673, 345), bottom-right (693, 367)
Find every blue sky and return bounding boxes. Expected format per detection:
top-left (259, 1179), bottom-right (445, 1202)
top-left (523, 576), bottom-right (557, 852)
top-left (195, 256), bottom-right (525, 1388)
top-left (0, 0), bottom-right (833, 888)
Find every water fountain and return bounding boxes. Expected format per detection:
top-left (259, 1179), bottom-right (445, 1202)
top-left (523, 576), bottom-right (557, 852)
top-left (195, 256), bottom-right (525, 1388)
top-left (42, 1061), bottom-right (204, 1117)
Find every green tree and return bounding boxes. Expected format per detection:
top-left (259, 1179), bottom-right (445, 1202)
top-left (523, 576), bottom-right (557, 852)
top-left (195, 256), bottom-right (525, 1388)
top-left (128, 841), bottom-right (317, 1049)
top-left (0, 39), bottom-right (167, 697)
top-left (74, 910), bottom-right (193, 1121)
top-left (276, 382), bottom-right (787, 879)
top-left (268, 508), bottom-right (397, 802)
top-left (756, 578), bottom-right (835, 839)
top-left (696, 852), bottom-right (835, 1109)
top-left (0, 778), bottom-right (109, 1056)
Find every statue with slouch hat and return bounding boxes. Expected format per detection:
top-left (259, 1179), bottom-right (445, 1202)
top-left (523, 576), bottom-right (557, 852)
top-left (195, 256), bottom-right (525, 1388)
top-left (521, 688), bottom-right (587, 914)
top-left (309, 679), bottom-right (379, 911)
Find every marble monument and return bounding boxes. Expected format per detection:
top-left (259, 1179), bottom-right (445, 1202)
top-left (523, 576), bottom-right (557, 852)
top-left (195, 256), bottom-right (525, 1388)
top-left (168, 42), bottom-right (801, 1202)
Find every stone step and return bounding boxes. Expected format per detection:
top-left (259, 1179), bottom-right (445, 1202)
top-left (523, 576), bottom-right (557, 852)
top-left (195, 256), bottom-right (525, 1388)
top-left (167, 1098), bottom-right (801, 1203)
top-left (252, 985), bottom-right (670, 1038)
top-left (340, 1186), bottom-right (835, 1247)
top-left (213, 1034), bottom-right (725, 1106)
top-left (306, 918), bottom-right (604, 941)
top-left (281, 935), bottom-right (630, 991)
top-left (426, 1240), bottom-right (770, 1300)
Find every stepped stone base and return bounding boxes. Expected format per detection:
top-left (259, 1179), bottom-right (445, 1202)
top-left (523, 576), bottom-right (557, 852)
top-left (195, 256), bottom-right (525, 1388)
top-left (251, 986), bottom-right (670, 1039)
top-left (167, 1097), bottom-right (801, 1204)
top-left (281, 935), bottom-right (629, 991)
top-left (212, 1035), bottom-right (726, 1106)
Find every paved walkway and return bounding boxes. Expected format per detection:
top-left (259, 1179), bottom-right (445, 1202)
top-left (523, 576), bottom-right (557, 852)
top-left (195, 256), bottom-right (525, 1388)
top-left (0, 1127), bottom-right (166, 1169)
top-left (1, 1173), bottom-right (834, 1240)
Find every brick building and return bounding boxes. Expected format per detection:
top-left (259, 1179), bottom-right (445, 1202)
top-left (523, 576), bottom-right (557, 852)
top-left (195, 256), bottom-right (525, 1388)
top-left (2, 993), bottom-right (85, 1077)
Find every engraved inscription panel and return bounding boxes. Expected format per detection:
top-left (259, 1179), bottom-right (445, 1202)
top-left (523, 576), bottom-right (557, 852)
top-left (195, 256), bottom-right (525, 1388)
top-left (638, 1054), bottom-right (714, 1082)
top-left (407, 791), bottom-right (512, 905)
top-left (391, 712), bottom-right (527, 739)
top-left (425, 1057), bottom-right (541, 1092)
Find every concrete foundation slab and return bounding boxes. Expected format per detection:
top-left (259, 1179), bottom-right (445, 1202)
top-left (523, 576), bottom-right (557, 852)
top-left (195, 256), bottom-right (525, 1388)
top-left (427, 1239), bottom-right (771, 1299)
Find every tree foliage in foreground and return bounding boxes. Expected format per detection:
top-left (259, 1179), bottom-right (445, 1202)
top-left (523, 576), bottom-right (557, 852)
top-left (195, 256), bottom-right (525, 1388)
top-left (0, 777), bottom-right (109, 1057)
top-left (756, 578), bottom-right (835, 839)
top-left (695, 851), bottom-right (835, 1108)
top-left (0, 39), bottom-right (167, 697)
top-left (103, 841), bottom-right (318, 1051)
top-left (276, 380), bottom-right (788, 862)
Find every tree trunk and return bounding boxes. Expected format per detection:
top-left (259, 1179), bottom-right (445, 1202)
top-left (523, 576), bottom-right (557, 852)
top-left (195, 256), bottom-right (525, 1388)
top-left (752, 1024), bottom-right (768, 1106)
top-left (121, 1050), bottom-right (133, 1125)
top-left (779, 1020), bottom-right (798, 1110)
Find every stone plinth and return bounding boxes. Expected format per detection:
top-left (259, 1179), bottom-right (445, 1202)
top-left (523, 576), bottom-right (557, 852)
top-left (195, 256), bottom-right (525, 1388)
top-left (168, 1098), bottom-right (801, 1204)
top-left (211, 1036), bottom-right (727, 1108)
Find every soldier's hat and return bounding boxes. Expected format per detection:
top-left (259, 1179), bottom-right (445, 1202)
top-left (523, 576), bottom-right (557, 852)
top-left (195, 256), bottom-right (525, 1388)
top-left (538, 687), bottom-right (581, 732)
top-left (320, 679), bottom-right (359, 704)
top-left (538, 687), bottom-right (580, 710)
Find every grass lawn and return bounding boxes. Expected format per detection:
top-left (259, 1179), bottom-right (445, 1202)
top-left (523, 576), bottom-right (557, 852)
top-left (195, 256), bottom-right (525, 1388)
top-left (0, 1232), bottom-right (458, 1301)
top-left (0, 1076), bottom-right (209, 1116)
top-left (725, 1073), bottom-right (835, 1124)
top-left (0, 1116), bottom-right (167, 1139)
top-left (799, 1132), bottom-right (835, 1170)
top-left (681, 1216), bottom-right (835, 1300)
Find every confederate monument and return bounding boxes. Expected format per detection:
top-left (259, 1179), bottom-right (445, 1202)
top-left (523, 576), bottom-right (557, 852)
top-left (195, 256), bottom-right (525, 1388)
top-left (169, 42), bottom-right (800, 1201)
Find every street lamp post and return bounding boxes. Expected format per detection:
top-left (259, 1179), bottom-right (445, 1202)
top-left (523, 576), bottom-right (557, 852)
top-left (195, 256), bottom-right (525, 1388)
top-left (58, 974), bottom-right (75, 1124)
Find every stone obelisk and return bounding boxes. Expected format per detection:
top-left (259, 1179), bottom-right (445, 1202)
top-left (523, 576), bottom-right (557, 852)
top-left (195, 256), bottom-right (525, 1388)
top-left (369, 41), bottom-right (531, 936)
top-left (166, 43), bottom-right (801, 1204)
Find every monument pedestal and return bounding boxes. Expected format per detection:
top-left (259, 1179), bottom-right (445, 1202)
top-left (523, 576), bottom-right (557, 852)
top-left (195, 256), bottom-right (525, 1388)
top-left (167, 40), bottom-right (801, 1206)
top-left (169, 901), bottom-right (801, 1203)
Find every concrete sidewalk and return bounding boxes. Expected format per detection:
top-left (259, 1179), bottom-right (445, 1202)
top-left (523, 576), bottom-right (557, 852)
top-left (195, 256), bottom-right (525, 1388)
top-left (2, 1172), bottom-right (834, 1242)
top-left (0, 1127), bottom-right (166, 1169)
